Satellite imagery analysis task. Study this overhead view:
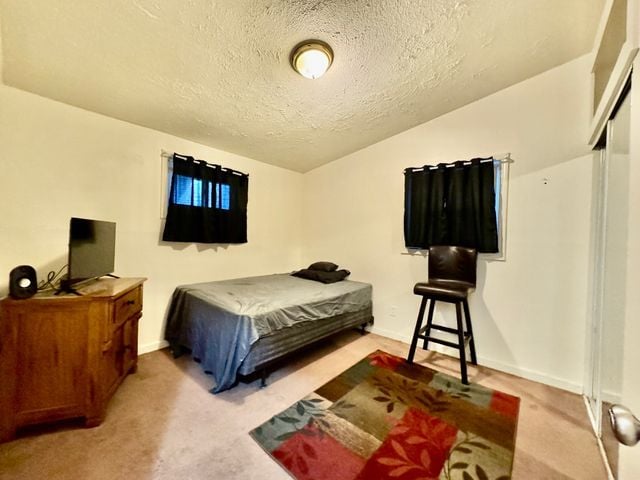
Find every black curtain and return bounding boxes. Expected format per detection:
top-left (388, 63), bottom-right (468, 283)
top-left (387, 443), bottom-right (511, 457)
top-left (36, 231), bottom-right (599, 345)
top-left (404, 164), bottom-right (447, 248)
top-left (162, 154), bottom-right (248, 243)
top-left (404, 158), bottom-right (498, 253)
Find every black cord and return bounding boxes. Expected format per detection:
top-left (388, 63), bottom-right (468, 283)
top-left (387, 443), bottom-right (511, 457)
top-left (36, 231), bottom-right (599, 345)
top-left (37, 264), bottom-right (68, 291)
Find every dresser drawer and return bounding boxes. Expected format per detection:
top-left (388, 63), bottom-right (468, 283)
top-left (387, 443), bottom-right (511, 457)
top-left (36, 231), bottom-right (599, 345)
top-left (113, 286), bottom-right (142, 325)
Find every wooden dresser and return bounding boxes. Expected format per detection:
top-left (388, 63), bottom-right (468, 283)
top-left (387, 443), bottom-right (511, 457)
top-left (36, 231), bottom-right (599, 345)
top-left (0, 277), bottom-right (145, 442)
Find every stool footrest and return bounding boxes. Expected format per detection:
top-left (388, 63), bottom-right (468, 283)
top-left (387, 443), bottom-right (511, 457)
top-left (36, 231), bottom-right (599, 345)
top-left (430, 324), bottom-right (467, 336)
top-left (420, 324), bottom-right (471, 338)
top-left (417, 333), bottom-right (472, 350)
top-left (423, 336), bottom-right (460, 350)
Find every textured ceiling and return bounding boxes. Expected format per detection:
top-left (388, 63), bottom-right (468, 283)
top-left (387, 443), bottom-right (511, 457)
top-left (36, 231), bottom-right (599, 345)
top-left (0, 0), bottom-right (604, 172)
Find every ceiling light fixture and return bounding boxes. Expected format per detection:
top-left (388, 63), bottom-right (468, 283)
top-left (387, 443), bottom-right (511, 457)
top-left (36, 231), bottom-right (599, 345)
top-left (290, 40), bottom-right (333, 79)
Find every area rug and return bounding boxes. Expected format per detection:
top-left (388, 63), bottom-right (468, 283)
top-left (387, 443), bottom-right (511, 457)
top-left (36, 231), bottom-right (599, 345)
top-left (250, 350), bottom-right (519, 480)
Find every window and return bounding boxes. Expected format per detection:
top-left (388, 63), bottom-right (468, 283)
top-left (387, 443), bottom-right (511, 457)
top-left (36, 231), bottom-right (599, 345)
top-left (162, 153), bottom-right (248, 244)
top-left (403, 157), bottom-right (509, 256)
top-left (172, 175), bottom-right (231, 210)
top-left (217, 183), bottom-right (231, 210)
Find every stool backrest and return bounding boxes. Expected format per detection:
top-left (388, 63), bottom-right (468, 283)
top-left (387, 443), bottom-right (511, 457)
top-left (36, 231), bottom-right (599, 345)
top-left (428, 245), bottom-right (477, 286)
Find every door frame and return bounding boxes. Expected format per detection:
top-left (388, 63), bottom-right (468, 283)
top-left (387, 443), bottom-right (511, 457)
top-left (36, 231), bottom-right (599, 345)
top-left (586, 70), bottom-right (633, 478)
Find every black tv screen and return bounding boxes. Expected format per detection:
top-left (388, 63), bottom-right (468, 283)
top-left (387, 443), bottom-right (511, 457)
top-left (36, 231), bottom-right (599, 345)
top-left (68, 217), bottom-right (116, 285)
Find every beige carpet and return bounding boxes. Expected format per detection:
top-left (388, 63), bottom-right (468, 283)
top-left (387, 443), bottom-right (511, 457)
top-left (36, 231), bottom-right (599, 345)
top-left (0, 332), bottom-right (606, 479)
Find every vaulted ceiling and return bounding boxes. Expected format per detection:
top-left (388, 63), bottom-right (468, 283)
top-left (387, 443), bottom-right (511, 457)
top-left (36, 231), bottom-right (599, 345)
top-left (0, 1), bottom-right (604, 172)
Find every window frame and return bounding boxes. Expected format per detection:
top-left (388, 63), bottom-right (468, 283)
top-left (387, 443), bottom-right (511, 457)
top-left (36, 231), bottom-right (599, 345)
top-left (160, 152), bottom-right (233, 216)
top-left (160, 151), bottom-right (172, 219)
top-left (160, 151), bottom-right (249, 244)
top-left (170, 174), bottom-right (231, 210)
top-left (403, 157), bottom-right (510, 261)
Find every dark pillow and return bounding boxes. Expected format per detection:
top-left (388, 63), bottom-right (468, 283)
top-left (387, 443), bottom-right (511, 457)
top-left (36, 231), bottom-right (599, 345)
top-left (292, 268), bottom-right (351, 284)
top-left (308, 261), bottom-right (339, 272)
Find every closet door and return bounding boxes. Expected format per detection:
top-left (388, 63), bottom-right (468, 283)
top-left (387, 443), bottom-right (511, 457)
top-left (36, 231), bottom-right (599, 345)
top-left (604, 87), bottom-right (631, 473)
top-left (616, 66), bottom-right (640, 479)
top-left (593, 84), bottom-right (631, 477)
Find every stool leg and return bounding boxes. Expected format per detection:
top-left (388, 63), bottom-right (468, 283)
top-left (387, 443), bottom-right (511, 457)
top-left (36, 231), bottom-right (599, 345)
top-left (463, 299), bottom-right (477, 365)
top-left (455, 301), bottom-right (468, 385)
top-left (407, 297), bottom-right (427, 364)
top-left (422, 299), bottom-right (436, 350)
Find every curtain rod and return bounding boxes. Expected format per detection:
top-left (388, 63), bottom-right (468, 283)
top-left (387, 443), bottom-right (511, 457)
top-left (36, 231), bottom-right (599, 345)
top-left (405, 153), bottom-right (513, 173)
top-left (161, 150), bottom-right (249, 177)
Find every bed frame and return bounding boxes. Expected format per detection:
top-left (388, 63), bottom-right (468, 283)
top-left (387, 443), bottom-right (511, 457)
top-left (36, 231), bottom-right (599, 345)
top-left (172, 306), bottom-right (374, 389)
top-left (237, 306), bottom-right (374, 387)
top-left (166, 274), bottom-right (374, 392)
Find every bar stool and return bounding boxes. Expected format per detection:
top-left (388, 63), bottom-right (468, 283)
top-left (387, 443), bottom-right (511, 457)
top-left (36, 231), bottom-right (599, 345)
top-left (407, 245), bottom-right (478, 384)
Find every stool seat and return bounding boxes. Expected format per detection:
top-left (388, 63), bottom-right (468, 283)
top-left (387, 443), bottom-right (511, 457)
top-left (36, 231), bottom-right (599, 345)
top-left (407, 245), bottom-right (478, 385)
top-left (413, 281), bottom-right (474, 300)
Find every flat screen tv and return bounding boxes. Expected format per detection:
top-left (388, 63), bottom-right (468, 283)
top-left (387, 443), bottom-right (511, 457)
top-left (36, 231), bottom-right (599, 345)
top-left (63, 217), bottom-right (116, 291)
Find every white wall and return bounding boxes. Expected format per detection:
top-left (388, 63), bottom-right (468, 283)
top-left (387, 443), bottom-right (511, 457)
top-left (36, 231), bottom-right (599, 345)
top-left (0, 55), bottom-right (597, 392)
top-left (301, 55), bottom-right (595, 391)
top-left (0, 85), bottom-right (303, 353)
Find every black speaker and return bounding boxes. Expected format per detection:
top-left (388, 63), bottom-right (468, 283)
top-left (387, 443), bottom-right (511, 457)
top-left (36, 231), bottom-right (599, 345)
top-left (9, 265), bottom-right (38, 299)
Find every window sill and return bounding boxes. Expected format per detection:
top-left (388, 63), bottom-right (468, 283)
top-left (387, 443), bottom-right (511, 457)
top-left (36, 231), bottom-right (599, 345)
top-left (401, 249), bottom-right (506, 262)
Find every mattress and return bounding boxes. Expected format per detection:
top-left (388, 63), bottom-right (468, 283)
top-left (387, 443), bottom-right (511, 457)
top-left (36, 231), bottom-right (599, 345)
top-left (165, 274), bottom-right (373, 392)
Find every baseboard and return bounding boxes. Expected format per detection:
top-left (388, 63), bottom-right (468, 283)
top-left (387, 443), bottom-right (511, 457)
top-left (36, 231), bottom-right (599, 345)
top-left (600, 389), bottom-right (622, 405)
top-left (477, 356), bottom-right (582, 394)
top-left (369, 325), bottom-right (583, 394)
top-left (368, 325), bottom-right (411, 344)
top-left (139, 339), bottom-right (169, 355)
top-left (141, 327), bottom-right (583, 394)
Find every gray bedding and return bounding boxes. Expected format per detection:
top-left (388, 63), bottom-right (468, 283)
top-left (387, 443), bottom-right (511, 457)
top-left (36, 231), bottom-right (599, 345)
top-left (165, 274), bottom-right (372, 393)
top-left (237, 306), bottom-right (373, 376)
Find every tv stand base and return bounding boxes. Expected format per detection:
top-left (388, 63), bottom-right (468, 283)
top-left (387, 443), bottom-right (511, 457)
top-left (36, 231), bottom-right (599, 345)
top-left (56, 280), bottom-right (82, 296)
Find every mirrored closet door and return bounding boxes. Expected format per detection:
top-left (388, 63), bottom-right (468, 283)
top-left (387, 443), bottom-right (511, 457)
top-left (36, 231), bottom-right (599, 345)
top-left (589, 80), bottom-right (631, 477)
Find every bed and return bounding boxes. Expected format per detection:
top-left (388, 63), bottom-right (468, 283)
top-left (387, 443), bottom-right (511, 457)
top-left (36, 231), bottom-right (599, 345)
top-left (164, 273), bottom-right (373, 393)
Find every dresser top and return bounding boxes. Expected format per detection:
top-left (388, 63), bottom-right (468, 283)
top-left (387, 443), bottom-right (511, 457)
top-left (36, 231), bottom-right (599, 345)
top-left (71, 277), bottom-right (146, 298)
top-left (1, 277), bottom-right (146, 304)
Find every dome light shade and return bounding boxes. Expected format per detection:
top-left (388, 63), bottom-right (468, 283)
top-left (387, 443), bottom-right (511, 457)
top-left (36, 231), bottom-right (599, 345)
top-left (291, 40), bottom-right (333, 79)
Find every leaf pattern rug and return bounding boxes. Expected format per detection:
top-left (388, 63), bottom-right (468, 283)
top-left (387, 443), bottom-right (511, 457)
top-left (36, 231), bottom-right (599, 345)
top-left (250, 350), bottom-right (519, 480)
